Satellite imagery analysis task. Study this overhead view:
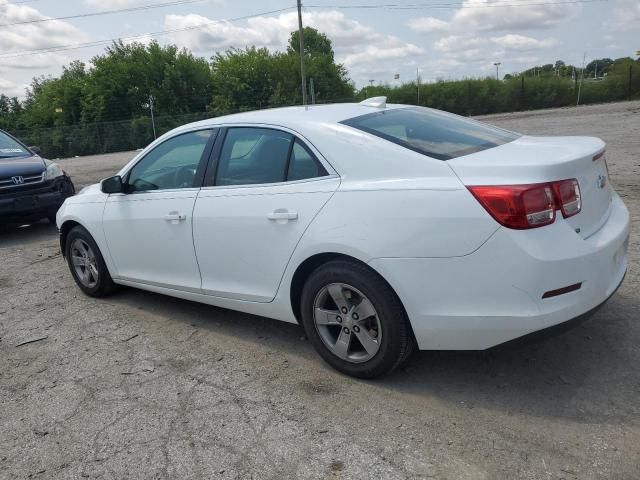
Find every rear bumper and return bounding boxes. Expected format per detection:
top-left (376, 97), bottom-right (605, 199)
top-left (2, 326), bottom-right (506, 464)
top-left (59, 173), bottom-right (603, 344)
top-left (370, 192), bottom-right (630, 350)
top-left (0, 176), bottom-right (75, 222)
top-left (490, 268), bottom-right (625, 350)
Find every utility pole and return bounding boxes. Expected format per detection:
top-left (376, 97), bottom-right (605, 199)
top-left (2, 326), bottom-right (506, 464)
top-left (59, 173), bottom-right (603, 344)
top-left (576, 52), bottom-right (586, 106)
top-left (416, 68), bottom-right (422, 104)
top-left (296, 0), bottom-right (307, 106)
top-left (493, 62), bottom-right (501, 80)
top-left (149, 95), bottom-right (156, 140)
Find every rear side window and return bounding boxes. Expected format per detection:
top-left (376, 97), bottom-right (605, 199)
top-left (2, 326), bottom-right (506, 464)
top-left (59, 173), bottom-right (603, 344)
top-left (288, 139), bottom-right (325, 181)
top-left (341, 107), bottom-right (520, 160)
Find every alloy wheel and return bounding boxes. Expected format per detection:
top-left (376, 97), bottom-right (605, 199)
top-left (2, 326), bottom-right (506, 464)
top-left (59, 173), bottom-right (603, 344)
top-left (312, 283), bottom-right (382, 363)
top-left (70, 238), bottom-right (99, 288)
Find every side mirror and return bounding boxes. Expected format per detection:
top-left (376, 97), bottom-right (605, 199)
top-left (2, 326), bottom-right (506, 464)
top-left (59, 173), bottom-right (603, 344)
top-left (101, 175), bottom-right (124, 194)
top-left (29, 146), bottom-right (41, 155)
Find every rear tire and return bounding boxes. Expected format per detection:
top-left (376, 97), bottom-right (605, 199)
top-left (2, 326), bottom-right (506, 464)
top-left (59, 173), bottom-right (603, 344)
top-left (300, 259), bottom-right (414, 378)
top-left (65, 226), bottom-right (117, 297)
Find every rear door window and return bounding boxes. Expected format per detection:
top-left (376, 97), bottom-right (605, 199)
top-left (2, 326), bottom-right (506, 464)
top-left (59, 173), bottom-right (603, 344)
top-left (214, 128), bottom-right (328, 186)
top-left (341, 107), bottom-right (520, 160)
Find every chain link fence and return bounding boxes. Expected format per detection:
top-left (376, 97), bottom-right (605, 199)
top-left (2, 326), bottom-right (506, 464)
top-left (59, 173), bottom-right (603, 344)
top-left (12, 111), bottom-right (215, 159)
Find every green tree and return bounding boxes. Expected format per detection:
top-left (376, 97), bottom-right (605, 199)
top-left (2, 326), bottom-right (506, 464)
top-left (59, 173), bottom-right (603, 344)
top-left (286, 28), bottom-right (353, 102)
top-left (82, 40), bottom-right (212, 123)
top-left (585, 58), bottom-right (614, 77)
top-left (288, 27), bottom-right (334, 59)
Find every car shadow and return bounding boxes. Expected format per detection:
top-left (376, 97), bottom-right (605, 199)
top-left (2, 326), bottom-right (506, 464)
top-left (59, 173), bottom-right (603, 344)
top-left (107, 284), bottom-right (639, 424)
top-left (0, 220), bottom-right (58, 248)
top-left (380, 289), bottom-right (638, 424)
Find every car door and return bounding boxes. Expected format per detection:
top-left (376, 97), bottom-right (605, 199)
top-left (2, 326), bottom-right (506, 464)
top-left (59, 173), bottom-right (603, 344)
top-left (193, 126), bottom-right (340, 302)
top-left (103, 128), bottom-right (217, 290)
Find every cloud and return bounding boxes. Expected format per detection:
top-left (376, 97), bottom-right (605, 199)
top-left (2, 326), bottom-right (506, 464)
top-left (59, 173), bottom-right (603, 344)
top-left (452, 0), bottom-right (580, 32)
top-left (164, 10), bottom-right (424, 83)
top-left (490, 34), bottom-right (557, 51)
top-left (0, 76), bottom-right (25, 97)
top-left (606, 0), bottom-right (640, 32)
top-left (164, 13), bottom-right (285, 51)
top-left (408, 0), bottom-right (564, 79)
top-left (407, 17), bottom-right (449, 34)
top-left (0, 0), bottom-right (89, 69)
top-left (409, 0), bottom-right (580, 34)
top-left (433, 34), bottom-right (554, 55)
top-left (86, 0), bottom-right (149, 6)
top-left (433, 35), bottom-right (483, 54)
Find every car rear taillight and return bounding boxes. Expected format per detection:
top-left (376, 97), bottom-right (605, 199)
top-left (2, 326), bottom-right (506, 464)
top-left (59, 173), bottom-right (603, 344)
top-left (468, 179), bottom-right (581, 229)
top-left (552, 179), bottom-right (581, 218)
top-left (467, 184), bottom-right (555, 229)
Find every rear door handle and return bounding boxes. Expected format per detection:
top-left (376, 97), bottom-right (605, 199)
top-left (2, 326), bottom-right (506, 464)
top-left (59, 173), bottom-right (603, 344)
top-left (268, 209), bottom-right (298, 223)
top-left (165, 212), bottom-right (186, 224)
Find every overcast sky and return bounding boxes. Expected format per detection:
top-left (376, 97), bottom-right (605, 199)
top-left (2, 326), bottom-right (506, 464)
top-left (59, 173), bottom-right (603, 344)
top-left (0, 0), bottom-right (638, 98)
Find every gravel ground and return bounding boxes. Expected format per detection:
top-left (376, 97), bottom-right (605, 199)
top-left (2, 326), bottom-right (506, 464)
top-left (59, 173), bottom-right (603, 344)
top-left (1, 101), bottom-right (639, 480)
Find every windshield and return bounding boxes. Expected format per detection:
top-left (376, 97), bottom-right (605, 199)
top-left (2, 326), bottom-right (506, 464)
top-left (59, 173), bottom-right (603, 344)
top-left (0, 130), bottom-right (31, 158)
top-left (341, 107), bottom-right (520, 160)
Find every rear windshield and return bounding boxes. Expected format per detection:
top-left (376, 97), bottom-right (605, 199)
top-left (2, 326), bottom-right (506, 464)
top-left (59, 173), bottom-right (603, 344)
top-left (341, 107), bottom-right (520, 160)
top-left (0, 130), bottom-right (30, 158)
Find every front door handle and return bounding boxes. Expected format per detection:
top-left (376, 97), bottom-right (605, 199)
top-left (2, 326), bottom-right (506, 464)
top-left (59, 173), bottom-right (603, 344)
top-left (268, 209), bottom-right (298, 223)
top-left (165, 212), bottom-right (186, 224)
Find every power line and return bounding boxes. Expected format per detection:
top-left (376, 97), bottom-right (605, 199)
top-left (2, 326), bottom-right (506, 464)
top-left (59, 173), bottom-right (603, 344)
top-left (0, 6), bottom-right (296, 59)
top-left (0, 0), bottom-right (206, 28)
top-left (305, 0), bottom-right (606, 9)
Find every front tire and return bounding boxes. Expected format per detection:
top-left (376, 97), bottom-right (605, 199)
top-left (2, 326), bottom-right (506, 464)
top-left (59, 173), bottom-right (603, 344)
top-left (300, 260), bottom-right (414, 378)
top-left (65, 226), bottom-right (117, 297)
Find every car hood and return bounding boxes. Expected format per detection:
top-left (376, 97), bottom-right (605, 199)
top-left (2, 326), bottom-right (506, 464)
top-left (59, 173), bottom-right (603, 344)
top-left (0, 154), bottom-right (46, 178)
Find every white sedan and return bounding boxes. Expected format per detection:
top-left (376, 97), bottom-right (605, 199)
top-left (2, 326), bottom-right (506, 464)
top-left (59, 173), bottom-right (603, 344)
top-left (57, 97), bottom-right (630, 378)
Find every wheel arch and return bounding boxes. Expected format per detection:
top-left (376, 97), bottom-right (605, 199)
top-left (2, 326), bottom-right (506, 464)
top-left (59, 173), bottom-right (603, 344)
top-left (289, 252), bottom-right (410, 327)
top-left (59, 219), bottom-right (84, 257)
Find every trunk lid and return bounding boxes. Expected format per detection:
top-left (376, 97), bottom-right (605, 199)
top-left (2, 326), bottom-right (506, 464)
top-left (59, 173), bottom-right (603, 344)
top-left (448, 135), bottom-right (612, 238)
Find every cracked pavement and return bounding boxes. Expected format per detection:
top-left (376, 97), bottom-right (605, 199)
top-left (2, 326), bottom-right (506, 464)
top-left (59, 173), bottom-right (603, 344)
top-left (1, 101), bottom-right (639, 479)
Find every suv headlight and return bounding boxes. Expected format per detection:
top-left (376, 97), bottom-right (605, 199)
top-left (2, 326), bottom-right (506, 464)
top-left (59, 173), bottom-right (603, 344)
top-left (44, 162), bottom-right (64, 180)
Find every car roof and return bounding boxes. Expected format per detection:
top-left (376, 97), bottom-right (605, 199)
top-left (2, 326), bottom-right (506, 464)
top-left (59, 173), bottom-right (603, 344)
top-left (182, 102), bottom-right (410, 132)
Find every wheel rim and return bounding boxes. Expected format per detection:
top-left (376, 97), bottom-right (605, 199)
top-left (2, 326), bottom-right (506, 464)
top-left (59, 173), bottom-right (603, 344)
top-left (70, 238), bottom-right (99, 288)
top-left (313, 283), bottom-right (382, 364)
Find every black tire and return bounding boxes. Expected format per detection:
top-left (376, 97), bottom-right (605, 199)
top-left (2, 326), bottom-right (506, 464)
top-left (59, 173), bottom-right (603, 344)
top-left (300, 259), bottom-right (415, 379)
top-left (65, 225), bottom-right (117, 297)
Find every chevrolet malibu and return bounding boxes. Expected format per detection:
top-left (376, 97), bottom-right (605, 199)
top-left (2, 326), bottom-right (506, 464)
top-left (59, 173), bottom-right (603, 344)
top-left (56, 98), bottom-right (629, 378)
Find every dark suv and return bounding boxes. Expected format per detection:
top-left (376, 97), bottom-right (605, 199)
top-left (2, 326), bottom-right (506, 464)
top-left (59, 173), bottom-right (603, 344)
top-left (0, 129), bottom-right (75, 225)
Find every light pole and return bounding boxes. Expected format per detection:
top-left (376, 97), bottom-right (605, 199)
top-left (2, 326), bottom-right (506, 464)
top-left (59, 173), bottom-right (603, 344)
top-left (493, 62), bottom-right (501, 80)
top-left (416, 68), bottom-right (422, 104)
